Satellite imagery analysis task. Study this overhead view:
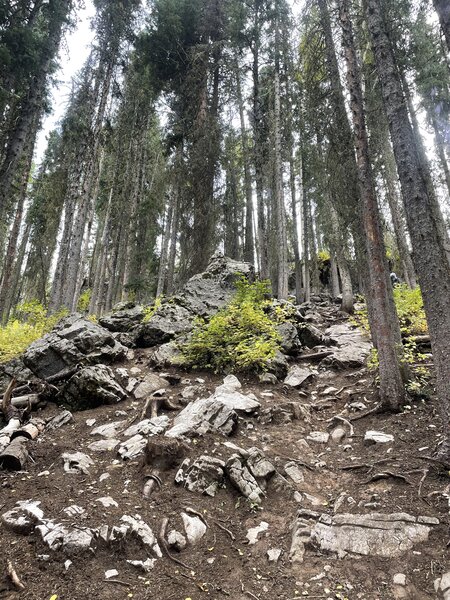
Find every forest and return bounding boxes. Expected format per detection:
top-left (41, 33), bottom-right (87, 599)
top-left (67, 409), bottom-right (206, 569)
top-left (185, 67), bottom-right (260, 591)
top-left (1, 0), bottom-right (450, 434)
top-left (1, 0), bottom-right (450, 596)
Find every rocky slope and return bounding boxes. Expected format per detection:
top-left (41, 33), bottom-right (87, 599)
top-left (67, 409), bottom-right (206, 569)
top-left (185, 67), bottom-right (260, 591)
top-left (0, 257), bottom-right (448, 600)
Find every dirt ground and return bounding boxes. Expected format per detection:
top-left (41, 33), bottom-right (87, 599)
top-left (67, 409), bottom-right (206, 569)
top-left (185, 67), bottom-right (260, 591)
top-left (0, 311), bottom-right (448, 600)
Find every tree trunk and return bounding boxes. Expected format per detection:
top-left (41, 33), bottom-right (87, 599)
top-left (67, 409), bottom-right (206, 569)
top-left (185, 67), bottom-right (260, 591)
top-left (367, 0), bottom-right (450, 455)
top-left (433, 0), bottom-right (450, 53)
top-left (339, 0), bottom-right (405, 409)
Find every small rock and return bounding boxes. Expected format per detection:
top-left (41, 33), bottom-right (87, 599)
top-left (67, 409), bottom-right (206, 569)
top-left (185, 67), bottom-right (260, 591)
top-left (64, 560), bottom-right (73, 571)
top-left (62, 452), bottom-right (94, 475)
top-left (284, 462), bottom-right (305, 484)
top-left (105, 569), bottom-right (119, 579)
top-left (331, 427), bottom-right (346, 443)
top-left (364, 431), bottom-right (394, 445)
top-left (246, 521), bottom-right (269, 544)
top-left (393, 574), bottom-right (407, 586)
top-left (259, 373), bottom-right (278, 385)
top-left (307, 431), bottom-right (330, 444)
top-left (88, 439), bottom-right (120, 452)
top-left (126, 558), bottom-right (156, 573)
top-left (86, 419), bottom-right (96, 427)
top-left (284, 366), bottom-right (314, 388)
top-left (96, 497), bottom-right (118, 508)
top-left (267, 548), bottom-right (282, 562)
top-left (63, 505), bottom-right (85, 517)
top-left (167, 529), bottom-right (187, 551)
top-left (91, 421), bottom-right (126, 438)
top-left (181, 512), bottom-right (207, 545)
top-left (134, 373), bottom-right (170, 400)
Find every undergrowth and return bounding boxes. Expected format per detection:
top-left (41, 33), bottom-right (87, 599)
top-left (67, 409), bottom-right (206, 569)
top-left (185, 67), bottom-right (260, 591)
top-left (0, 300), bottom-right (68, 363)
top-left (180, 278), bottom-right (282, 373)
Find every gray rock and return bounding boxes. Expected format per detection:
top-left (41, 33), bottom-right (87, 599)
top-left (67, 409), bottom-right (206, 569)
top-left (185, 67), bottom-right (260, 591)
top-left (23, 315), bottom-right (126, 380)
top-left (175, 455), bottom-right (226, 496)
top-left (277, 322), bottom-right (301, 354)
top-left (364, 430), bottom-right (394, 445)
top-left (135, 304), bottom-right (193, 347)
top-left (59, 365), bottom-right (127, 411)
top-left (284, 462), bottom-right (305, 485)
top-left (167, 530), bottom-right (187, 551)
top-left (246, 447), bottom-right (276, 480)
top-left (284, 365), bottom-right (314, 388)
top-left (91, 421), bottom-right (126, 438)
top-left (88, 439), bottom-right (120, 452)
top-left (123, 416), bottom-right (170, 437)
top-left (46, 410), bottom-right (73, 430)
top-left (62, 452), bottom-right (94, 475)
top-left (149, 342), bottom-right (182, 367)
top-left (307, 431), bottom-right (330, 444)
top-left (118, 435), bottom-right (147, 460)
top-left (311, 513), bottom-right (436, 558)
top-left (166, 387), bottom-right (260, 438)
top-left (36, 520), bottom-right (95, 554)
top-left (246, 521), bottom-right (269, 544)
top-left (267, 548), bottom-right (282, 562)
top-left (120, 515), bottom-right (162, 557)
top-left (259, 373), bottom-right (278, 385)
top-left (181, 512), bottom-right (207, 545)
top-left (289, 517), bottom-right (312, 563)
top-left (99, 305), bottom-right (145, 332)
top-left (325, 322), bottom-right (372, 368)
top-left (127, 558), bottom-right (156, 573)
top-left (331, 427), bottom-right (346, 443)
top-left (266, 350), bottom-right (289, 379)
top-left (297, 324), bottom-right (328, 348)
top-left (226, 454), bottom-right (265, 504)
top-left (134, 373), bottom-right (170, 400)
top-left (435, 572), bottom-right (450, 599)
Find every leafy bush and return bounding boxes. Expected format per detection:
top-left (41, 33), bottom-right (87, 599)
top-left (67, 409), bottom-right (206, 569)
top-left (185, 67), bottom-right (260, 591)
top-left (0, 300), bottom-right (68, 363)
top-left (180, 279), bottom-right (281, 373)
top-left (143, 296), bottom-right (163, 322)
top-left (77, 289), bottom-right (91, 313)
top-left (393, 284), bottom-right (427, 335)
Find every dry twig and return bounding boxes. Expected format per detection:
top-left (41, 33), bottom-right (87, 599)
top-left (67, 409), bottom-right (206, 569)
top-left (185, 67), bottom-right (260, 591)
top-left (6, 560), bottom-right (25, 590)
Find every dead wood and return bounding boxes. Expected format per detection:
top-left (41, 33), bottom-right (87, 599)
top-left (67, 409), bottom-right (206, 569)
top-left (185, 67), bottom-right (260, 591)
top-left (143, 470), bottom-right (162, 498)
top-left (214, 521), bottom-right (236, 541)
top-left (362, 471), bottom-right (412, 485)
top-left (6, 560), bottom-right (25, 590)
top-left (2, 378), bottom-right (18, 423)
top-left (296, 351), bottom-right (333, 361)
top-left (0, 438), bottom-right (28, 471)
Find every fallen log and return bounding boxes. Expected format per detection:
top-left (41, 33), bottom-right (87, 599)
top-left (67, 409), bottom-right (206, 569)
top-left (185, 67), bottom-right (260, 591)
top-left (2, 378), bottom-right (19, 422)
top-left (11, 418), bottom-right (45, 441)
top-left (0, 438), bottom-right (28, 471)
top-left (11, 394), bottom-right (41, 409)
top-left (296, 351), bottom-right (333, 362)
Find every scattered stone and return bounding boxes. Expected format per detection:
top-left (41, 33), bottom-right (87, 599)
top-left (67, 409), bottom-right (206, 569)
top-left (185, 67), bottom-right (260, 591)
top-left (393, 574), bottom-right (407, 586)
top-left (88, 439), bottom-right (120, 452)
top-left (63, 505), bottom-right (85, 517)
top-left (1, 500), bottom-right (43, 534)
top-left (64, 560), bottom-right (72, 571)
top-left (91, 421), bottom-right (126, 438)
top-left (435, 572), bottom-right (450, 599)
top-left (123, 416), bottom-right (170, 437)
top-left (266, 350), bottom-right (289, 379)
top-left (246, 521), bottom-right (269, 544)
top-left (105, 569), bottom-right (119, 579)
top-left (226, 454), bottom-right (265, 504)
top-left (311, 513), bottom-right (437, 558)
top-left (175, 456), bottom-right (226, 496)
top-left (149, 342), bottom-right (182, 367)
top-left (118, 435), bottom-right (147, 460)
top-left (277, 322), bottom-right (300, 354)
top-left (126, 559), bottom-right (156, 573)
top-left (181, 512), bottom-right (207, 545)
top-left (284, 366), bottom-right (314, 388)
top-left (96, 497), bottom-right (119, 508)
top-left (62, 452), bottom-right (94, 475)
top-left (289, 517), bottom-right (311, 563)
top-left (134, 373), bottom-right (170, 400)
top-left (23, 315), bottom-right (126, 380)
top-left (307, 431), bottom-right (330, 444)
top-left (46, 410), bottom-right (73, 429)
top-left (86, 419), bottom-right (96, 427)
top-left (120, 515), bottom-right (162, 557)
top-left (284, 462), bottom-right (305, 485)
top-left (181, 385), bottom-right (202, 400)
top-left (330, 427), bottom-right (346, 443)
top-left (297, 324), bottom-right (328, 348)
top-left (259, 373), bottom-right (278, 385)
top-left (267, 548), bottom-right (282, 563)
top-left (167, 530), bottom-right (187, 551)
top-left (364, 431), bottom-right (394, 445)
top-left (325, 322), bottom-right (371, 368)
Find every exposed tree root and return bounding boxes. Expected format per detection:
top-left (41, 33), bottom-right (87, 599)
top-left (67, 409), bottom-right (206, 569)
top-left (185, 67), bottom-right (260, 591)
top-left (158, 517), bottom-right (193, 570)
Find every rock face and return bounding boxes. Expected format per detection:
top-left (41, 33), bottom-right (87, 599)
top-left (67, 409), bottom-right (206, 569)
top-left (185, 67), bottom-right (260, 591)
top-left (23, 315), bottom-right (126, 380)
top-left (99, 305), bottom-right (145, 333)
top-left (311, 513), bottom-right (437, 558)
top-left (59, 365), bottom-right (127, 411)
top-left (175, 456), bottom-right (226, 496)
top-left (325, 322), bottom-right (371, 368)
top-left (135, 255), bottom-right (254, 348)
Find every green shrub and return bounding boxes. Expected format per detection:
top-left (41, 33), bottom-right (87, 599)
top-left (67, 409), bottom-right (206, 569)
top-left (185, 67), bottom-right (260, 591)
top-left (143, 296), bottom-right (163, 322)
top-left (0, 300), bottom-right (68, 363)
top-left (180, 278), bottom-right (281, 373)
top-left (77, 289), bottom-right (91, 313)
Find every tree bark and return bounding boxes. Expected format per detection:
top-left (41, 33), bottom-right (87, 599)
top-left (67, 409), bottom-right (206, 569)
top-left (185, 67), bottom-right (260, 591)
top-left (433, 0), bottom-right (450, 53)
top-left (367, 0), bottom-right (450, 454)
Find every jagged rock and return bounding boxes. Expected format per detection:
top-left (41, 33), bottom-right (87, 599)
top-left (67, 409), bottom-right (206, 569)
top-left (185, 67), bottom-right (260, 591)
top-left (167, 530), bottom-right (187, 551)
top-left (259, 373), bottom-right (278, 385)
top-left (284, 366), bottom-right (315, 388)
top-left (226, 454), bottom-right (265, 504)
top-left (174, 254), bottom-right (254, 317)
top-left (307, 431), bottom-right (330, 444)
top-left (59, 365), bottom-right (127, 411)
top-left (181, 385), bottom-right (204, 401)
top-left (181, 512), bottom-right (207, 545)
top-left (99, 305), bottom-right (145, 333)
top-left (311, 513), bottom-right (437, 558)
top-left (118, 434), bottom-right (147, 460)
top-left (266, 350), bottom-right (289, 379)
top-left (246, 521), bottom-right (269, 544)
top-left (435, 572), bottom-right (450, 599)
top-left (325, 322), bottom-right (372, 368)
top-left (0, 358), bottom-right (37, 391)
top-left (289, 517), bottom-right (312, 563)
top-left (267, 548), bottom-right (282, 562)
top-left (297, 324), bottom-right (329, 348)
top-left (277, 322), bottom-right (301, 354)
top-left (284, 462), bottom-right (305, 485)
top-left (246, 447), bottom-right (276, 480)
top-left (175, 455), bottom-right (226, 496)
top-left (1, 500), bottom-right (44, 534)
top-left (91, 421), bottom-right (126, 438)
top-left (120, 515), bottom-right (162, 556)
top-left (135, 304), bottom-right (193, 347)
top-left (127, 558), bottom-right (156, 573)
top-left (46, 410), bottom-right (73, 430)
top-left (259, 402), bottom-right (311, 425)
top-left (166, 382), bottom-right (260, 438)
top-left (23, 315), bottom-right (126, 380)
top-left (62, 452), bottom-right (94, 475)
top-left (364, 430), bottom-right (394, 445)
top-left (36, 520), bottom-right (95, 554)
top-left (88, 439), bottom-right (120, 452)
top-left (134, 373), bottom-right (170, 400)
top-left (149, 342), bottom-right (182, 367)
top-left (123, 416), bottom-right (170, 437)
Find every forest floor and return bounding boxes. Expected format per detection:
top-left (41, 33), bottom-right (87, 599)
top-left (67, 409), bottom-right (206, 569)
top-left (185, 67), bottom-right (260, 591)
top-left (0, 307), bottom-right (448, 600)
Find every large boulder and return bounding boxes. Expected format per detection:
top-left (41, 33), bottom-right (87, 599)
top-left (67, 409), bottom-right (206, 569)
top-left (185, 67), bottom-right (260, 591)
top-left (135, 254), bottom-right (254, 348)
top-left (23, 315), bottom-right (126, 380)
top-left (59, 365), bottom-right (127, 411)
top-left (99, 305), bottom-right (145, 333)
